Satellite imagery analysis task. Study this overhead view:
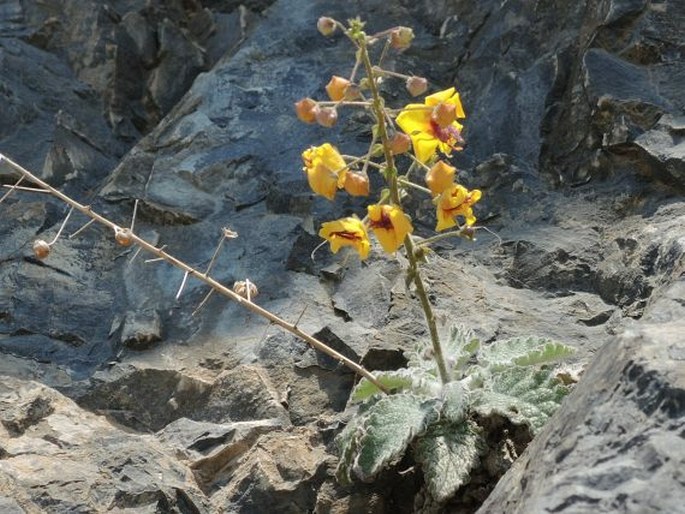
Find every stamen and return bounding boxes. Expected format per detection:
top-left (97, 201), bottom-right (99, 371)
top-left (369, 211), bottom-right (393, 230)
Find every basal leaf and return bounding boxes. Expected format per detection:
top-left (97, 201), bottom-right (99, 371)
top-left (350, 370), bottom-right (414, 403)
top-left (352, 393), bottom-right (439, 480)
top-left (441, 381), bottom-right (468, 424)
top-left (513, 341), bottom-right (575, 367)
top-left (413, 421), bottom-right (482, 503)
top-left (335, 401), bottom-right (377, 484)
top-left (479, 336), bottom-right (574, 371)
top-left (471, 366), bottom-right (569, 434)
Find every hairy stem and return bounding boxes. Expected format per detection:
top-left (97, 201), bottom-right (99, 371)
top-left (0, 153), bottom-right (388, 393)
top-left (358, 36), bottom-right (451, 384)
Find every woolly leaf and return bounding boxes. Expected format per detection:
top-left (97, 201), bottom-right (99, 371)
top-left (405, 324), bottom-right (480, 380)
top-left (479, 336), bottom-right (574, 371)
top-left (335, 401), bottom-right (376, 484)
top-left (443, 324), bottom-right (479, 362)
top-left (441, 381), bottom-right (468, 424)
top-left (352, 394), bottom-right (439, 480)
top-left (513, 341), bottom-right (575, 367)
top-left (471, 366), bottom-right (569, 434)
top-left (414, 421), bottom-right (482, 503)
top-left (350, 370), bottom-right (414, 403)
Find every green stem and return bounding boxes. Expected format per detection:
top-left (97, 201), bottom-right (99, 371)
top-left (358, 34), bottom-right (451, 385)
top-left (415, 228), bottom-right (472, 247)
top-left (398, 178), bottom-right (431, 195)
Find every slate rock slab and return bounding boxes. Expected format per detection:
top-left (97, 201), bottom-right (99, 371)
top-left (477, 279), bottom-right (685, 514)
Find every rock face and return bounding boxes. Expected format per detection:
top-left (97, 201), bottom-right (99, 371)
top-left (0, 0), bottom-right (683, 512)
top-left (477, 280), bottom-right (685, 514)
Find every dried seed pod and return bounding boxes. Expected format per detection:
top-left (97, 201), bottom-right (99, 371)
top-left (343, 172), bottom-right (370, 197)
top-left (32, 239), bottom-right (51, 260)
top-left (115, 227), bottom-right (134, 247)
top-left (315, 106), bottom-right (338, 128)
top-left (406, 76), bottom-right (428, 97)
top-left (325, 76), bottom-right (352, 101)
top-left (390, 26), bottom-right (414, 50)
top-left (295, 98), bottom-right (319, 124)
top-left (233, 280), bottom-right (258, 300)
top-left (389, 132), bottom-right (411, 155)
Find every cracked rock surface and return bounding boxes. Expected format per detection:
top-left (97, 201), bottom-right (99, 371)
top-left (0, 0), bottom-right (683, 512)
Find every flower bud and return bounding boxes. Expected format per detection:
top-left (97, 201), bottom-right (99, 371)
top-left (325, 75), bottom-right (351, 102)
top-left (343, 172), bottom-right (370, 196)
top-left (461, 226), bottom-right (476, 240)
top-left (390, 26), bottom-right (414, 50)
top-left (426, 160), bottom-right (456, 196)
top-left (32, 239), bottom-right (51, 260)
top-left (317, 17), bottom-right (337, 36)
top-left (315, 106), bottom-right (338, 128)
top-left (295, 98), bottom-right (319, 124)
top-left (389, 132), bottom-right (411, 155)
top-left (431, 102), bottom-right (457, 129)
top-left (115, 227), bottom-right (134, 247)
top-left (406, 76), bottom-right (428, 97)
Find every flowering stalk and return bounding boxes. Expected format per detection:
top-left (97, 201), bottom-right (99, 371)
top-left (356, 34), bottom-right (451, 384)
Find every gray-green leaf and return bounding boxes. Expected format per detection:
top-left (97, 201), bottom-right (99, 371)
top-left (479, 336), bottom-right (574, 371)
top-left (350, 370), bottom-right (414, 403)
top-left (352, 394), bottom-right (439, 480)
top-left (471, 366), bottom-right (569, 434)
top-left (413, 421), bottom-right (482, 503)
top-left (441, 381), bottom-right (468, 424)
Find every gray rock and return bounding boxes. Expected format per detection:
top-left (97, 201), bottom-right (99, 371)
top-left (120, 309), bottom-right (163, 350)
top-left (477, 280), bottom-right (685, 514)
top-left (1, 0), bottom-right (684, 511)
top-left (0, 376), bottom-right (208, 513)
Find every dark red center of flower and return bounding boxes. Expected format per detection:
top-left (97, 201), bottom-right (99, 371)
top-left (334, 231), bottom-right (362, 241)
top-left (369, 211), bottom-right (393, 230)
top-left (430, 120), bottom-right (465, 149)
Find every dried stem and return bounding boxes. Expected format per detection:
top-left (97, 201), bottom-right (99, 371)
top-left (0, 152), bottom-right (388, 393)
top-left (0, 176), bottom-right (25, 204)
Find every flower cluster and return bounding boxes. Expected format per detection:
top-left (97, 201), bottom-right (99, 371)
top-left (295, 19), bottom-right (483, 260)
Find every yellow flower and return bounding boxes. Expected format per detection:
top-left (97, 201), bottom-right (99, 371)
top-left (368, 204), bottom-right (413, 254)
top-left (396, 87), bottom-right (466, 163)
top-left (435, 184), bottom-right (482, 231)
top-left (319, 217), bottom-right (370, 259)
top-left (425, 160), bottom-right (455, 197)
top-left (302, 143), bottom-right (347, 200)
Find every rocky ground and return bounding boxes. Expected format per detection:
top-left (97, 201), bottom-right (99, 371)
top-left (0, 0), bottom-right (683, 512)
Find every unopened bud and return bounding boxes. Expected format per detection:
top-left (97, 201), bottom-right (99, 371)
top-left (115, 227), bottom-right (134, 247)
top-left (389, 132), bottom-right (411, 155)
top-left (317, 17), bottom-right (337, 36)
top-left (295, 98), bottom-right (319, 124)
top-left (343, 172), bottom-right (370, 197)
top-left (406, 76), bottom-right (428, 97)
top-left (390, 27), bottom-right (414, 50)
top-left (32, 239), bottom-right (51, 260)
top-left (431, 102), bottom-right (457, 129)
top-left (461, 226), bottom-right (476, 240)
top-left (426, 160), bottom-right (456, 196)
top-left (325, 75), bottom-right (352, 102)
top-left (315, 106), bottom-right (338, 128)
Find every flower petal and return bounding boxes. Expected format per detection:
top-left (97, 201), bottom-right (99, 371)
top-left (368, 204), bottom-right (413, 254)
top-left (319, 217), bottom-right (370, 259)
top-left (425, 87), bottom-right (456, 106)
top-left (396, 105), bottom-right (431, 135)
